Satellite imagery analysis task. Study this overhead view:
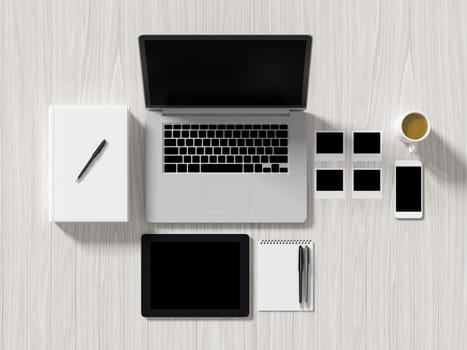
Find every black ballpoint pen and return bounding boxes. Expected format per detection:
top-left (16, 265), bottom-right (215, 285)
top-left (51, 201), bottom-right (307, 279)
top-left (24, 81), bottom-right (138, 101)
top-left (76, 139), bottom-right (107, 182)
top-left (298, 246), bottom-right (303, 305)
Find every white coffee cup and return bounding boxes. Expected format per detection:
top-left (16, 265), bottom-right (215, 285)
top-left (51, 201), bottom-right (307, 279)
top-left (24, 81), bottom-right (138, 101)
top-left (395, 111), bottom-right (431, 153)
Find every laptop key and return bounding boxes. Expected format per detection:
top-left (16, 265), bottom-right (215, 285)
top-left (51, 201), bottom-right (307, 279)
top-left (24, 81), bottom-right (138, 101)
top-left (164, 139), bottom-right (176, 146)
top-left (164, 124), bottom-right (172, 129)
top-left (165, 156), bottom-right (182, 163)
top-left (227, 156), bottom-right (234, 163)
top-left (177, 139), bottom-right (185, 146)
top-left (201, 164), bottom-right (242, 172)
top-left (193, 156), bottom-right (200, 163)
top-left (164, 147), bottom-right (178, 155)
top-left (235, 156), bottom-right (243, 163)
top-left (184, 155), bottom-right (191, 163)
top-left (165, 164), bottom-right (176, 172)
top-left (177, 164), bottom-right (187, 172)
top-left (240, 147), bottom-right (247, 155)
top-left (244, 164), bottom-right (253, 172)
top-left (210, 155), bottom-right (217, 163)
top-left (254, 164), bottom-right (262, 172)
top-left (280, 139), bottom-right (288, 147)
top-left (201, 156), bottom-right (208, 163)
top-left (164, 131), bottom-right (172, 138)
top-left (218, 156), bottom-right (226, 163)
top-left (270, 155), bottom-right (288, 163)
top-left (188, 164), bottom-right (200, 172)
top-left (274, 147), bottom-right (287, 155)
top-left (182, 131), bottom-right (189, 138)
top-left (179, 147), bottom-right (187, 155)
top-left (279, 124), bottom-right (287, 129)
top-left (280, 167), bottom-right (288, 173)
top-left (261, 156), bottom-right (269, 163)
top-left (272, 164), bottom-right (279, 172)
top-left (276, 131), bottom-right (288, 138)
top-left (188, 148), bottom-right (196, 155)
top-left (188, 164), bottom-right (199, 173)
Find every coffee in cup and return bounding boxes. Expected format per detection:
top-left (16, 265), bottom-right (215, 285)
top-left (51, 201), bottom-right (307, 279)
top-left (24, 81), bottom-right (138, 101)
top-left (395, 111), bottom-right (431, 152)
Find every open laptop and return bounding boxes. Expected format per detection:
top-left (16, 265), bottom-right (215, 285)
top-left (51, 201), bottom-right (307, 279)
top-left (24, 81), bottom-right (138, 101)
top-left (139, 35), bottom-right (312, 223)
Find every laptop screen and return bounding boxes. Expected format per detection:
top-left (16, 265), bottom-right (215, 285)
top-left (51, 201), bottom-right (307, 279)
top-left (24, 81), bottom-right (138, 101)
top-left (139, 35), bottom-right (312, 108)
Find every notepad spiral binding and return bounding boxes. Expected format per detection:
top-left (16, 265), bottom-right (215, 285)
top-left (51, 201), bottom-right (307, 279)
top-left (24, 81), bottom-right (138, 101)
top-left (259, 239), bottom-right (313, 245)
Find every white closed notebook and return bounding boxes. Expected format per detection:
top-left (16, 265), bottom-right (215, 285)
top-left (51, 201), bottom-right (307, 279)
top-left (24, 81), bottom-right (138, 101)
top-left (257, 240), bottom-right (313, 311)
top-left (49, 105), bottom-right (128, 222)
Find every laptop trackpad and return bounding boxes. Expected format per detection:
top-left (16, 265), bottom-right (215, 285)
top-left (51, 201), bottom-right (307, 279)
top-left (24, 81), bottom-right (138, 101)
top-left (202, 182), bottom-right (250, 216)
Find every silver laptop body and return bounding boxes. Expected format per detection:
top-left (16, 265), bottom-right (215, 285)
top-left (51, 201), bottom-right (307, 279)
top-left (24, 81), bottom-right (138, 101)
top-left (139, 35), bottom-right (312, 223)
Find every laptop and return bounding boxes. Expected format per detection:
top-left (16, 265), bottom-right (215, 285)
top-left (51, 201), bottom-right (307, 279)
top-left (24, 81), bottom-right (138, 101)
top-left (139, 35), bottom-right (312, 223)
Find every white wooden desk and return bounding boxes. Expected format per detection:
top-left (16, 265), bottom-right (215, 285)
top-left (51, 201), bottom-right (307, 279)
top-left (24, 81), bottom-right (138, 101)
top-left (1, 0), bottom-right (466, 349)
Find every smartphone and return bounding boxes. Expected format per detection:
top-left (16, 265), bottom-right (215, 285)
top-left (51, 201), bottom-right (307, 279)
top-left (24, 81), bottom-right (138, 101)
top-left (394, 160), bottom-right (423, 219)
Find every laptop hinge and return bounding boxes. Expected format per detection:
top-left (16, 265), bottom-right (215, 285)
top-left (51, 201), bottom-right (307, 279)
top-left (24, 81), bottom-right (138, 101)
top-left (161, 108), bottom-right (291, 116)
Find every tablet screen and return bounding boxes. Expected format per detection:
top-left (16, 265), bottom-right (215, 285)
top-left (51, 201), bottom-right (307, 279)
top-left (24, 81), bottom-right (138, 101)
top-left (142, 234), bottom-right (249, 317)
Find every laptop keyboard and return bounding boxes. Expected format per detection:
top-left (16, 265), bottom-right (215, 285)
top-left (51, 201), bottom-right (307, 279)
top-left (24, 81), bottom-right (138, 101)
top-left (163, 124), bottom-right (289, 173)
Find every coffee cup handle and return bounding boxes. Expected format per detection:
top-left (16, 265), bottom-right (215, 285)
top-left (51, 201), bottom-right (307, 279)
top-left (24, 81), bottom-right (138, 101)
top-left (408, 143), bottom-right (417, 153)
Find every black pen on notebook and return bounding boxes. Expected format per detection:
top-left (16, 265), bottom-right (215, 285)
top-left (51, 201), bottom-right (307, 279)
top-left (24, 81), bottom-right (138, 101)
top-left (76, 139), bottom-right (107, 182)
top-left (298, 245), bottom-right (303, 306)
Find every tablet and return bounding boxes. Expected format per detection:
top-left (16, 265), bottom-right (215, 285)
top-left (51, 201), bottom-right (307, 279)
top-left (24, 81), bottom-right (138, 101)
top-left (352, 168), bottom-right (382, 198)
top-left (352, 131), bottom-right (382, 161)
top-left (315, 168), bottom-right (345, 198)
top-left (315, 131), bottom-right (345, 161)
top-left (141, 234), bottom-right (250, 317)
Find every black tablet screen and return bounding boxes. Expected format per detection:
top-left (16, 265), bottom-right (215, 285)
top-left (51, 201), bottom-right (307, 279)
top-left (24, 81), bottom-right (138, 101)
top-left (150, 241), bottom-right (241, 309)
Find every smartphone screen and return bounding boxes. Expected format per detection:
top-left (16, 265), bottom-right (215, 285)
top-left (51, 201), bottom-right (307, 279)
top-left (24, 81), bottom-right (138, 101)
top-left (395, 166), bottom-right (422, 212)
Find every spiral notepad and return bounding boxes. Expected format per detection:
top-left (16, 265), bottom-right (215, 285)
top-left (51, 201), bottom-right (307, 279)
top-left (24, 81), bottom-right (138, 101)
top-left (257, 239), bottom-right (314, 311)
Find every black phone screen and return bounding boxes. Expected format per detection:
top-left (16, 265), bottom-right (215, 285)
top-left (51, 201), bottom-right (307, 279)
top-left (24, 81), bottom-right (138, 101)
top-left (396, 166), bottom-right (422, 211)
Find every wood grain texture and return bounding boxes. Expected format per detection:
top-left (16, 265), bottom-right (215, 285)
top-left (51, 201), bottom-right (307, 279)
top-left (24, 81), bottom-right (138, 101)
top-left (1, 0), bottom-right (467, 349)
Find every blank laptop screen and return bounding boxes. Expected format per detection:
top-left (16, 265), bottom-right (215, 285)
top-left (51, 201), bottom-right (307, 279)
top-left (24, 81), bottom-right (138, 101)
top-left (139, 35), bottom-right (311, 108)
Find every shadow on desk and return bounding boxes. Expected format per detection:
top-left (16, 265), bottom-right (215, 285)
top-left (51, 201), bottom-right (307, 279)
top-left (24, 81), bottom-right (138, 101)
top-left (418, 130), bottom-right (467, 184)
top-left (57, 113), bottom-right (331, 243)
